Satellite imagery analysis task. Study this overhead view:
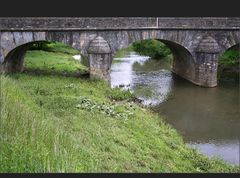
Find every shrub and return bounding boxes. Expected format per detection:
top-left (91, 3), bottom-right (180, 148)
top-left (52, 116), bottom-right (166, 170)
top-left (76, 96), bottom-right (134, 119)
top-left (219, 49), bottom-right (239, 68)
top-left (28, 41), bottom-right (51, 51)
top-left (108, 87), bottom-right (133, 101)
top-left (28, 41), bottom-right (79, 55)
top-left (132, 39), bottom-right (171, 60)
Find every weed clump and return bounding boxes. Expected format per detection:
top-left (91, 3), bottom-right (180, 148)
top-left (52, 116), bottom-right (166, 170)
top-left (76, 96), bottom-right (134, 119)
top-left (108, 87), bottom-right (133, 101)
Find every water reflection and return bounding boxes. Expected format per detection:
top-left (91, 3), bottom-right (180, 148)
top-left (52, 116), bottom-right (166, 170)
top-left (110, 51), bottom-right (240, 165)
top-left (111, 52), bottom-right (173, 105)
top-left (111, 53), bottom-right (150, 89)
top-left (190, 140), bottom-right (239, 165)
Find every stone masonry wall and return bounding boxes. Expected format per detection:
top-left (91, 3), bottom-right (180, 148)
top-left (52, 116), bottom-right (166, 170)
top-left (0, 17), bottom-right (239, 87)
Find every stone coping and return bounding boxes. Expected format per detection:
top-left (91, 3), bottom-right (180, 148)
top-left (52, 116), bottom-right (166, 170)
top-left (0, 17), bottom-right (239, 30)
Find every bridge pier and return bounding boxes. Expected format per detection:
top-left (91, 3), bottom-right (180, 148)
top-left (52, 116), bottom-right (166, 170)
top-left (0, 46), bottom-right (27, 73)
top-left (195, 36), bottom-right (220, 87)
top-left (0, 17), bottom-right (238, 88)
top-left (87, 36), bottom-right (112, 83)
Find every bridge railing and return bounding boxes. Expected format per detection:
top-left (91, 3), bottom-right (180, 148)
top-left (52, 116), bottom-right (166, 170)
top-left (0, 17), bottom-right (240, 30)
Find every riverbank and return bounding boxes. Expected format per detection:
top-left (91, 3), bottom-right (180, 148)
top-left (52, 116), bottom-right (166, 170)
top-left (0, 45), bottom-right (239, 173)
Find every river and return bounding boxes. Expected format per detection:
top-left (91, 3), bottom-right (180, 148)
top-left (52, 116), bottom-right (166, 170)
top-left (110, 52), bottom-right (240, 165)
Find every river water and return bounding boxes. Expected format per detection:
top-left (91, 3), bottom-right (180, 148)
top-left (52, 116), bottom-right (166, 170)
top-left (110, 52), bottom-right (240, 165)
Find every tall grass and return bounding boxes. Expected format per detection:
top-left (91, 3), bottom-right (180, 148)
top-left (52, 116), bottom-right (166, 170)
top-left (0, 74), bottom-right (238, 173)
top-left (24, 50), bottom-right (88, 75)
top-left (0, 76), bottom-right (78, 172)
top-left (0, 43), bottom-right (239, 173)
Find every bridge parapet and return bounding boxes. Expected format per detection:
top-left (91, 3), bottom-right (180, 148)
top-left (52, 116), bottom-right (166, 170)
top-left (157, 17), bottom-right (240, 29)
top-left (0, 17), bottom-right (240, 31)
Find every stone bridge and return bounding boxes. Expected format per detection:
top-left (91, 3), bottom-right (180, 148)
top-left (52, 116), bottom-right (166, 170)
top-left (0, 17), bottom-right (239, 87)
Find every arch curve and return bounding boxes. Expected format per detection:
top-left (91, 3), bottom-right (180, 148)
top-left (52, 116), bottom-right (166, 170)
top-left (158, 39), bottom-right (196, 82)
top-left (0, 40), bottom-right (83, 73)
top-left (112, 38), bottom-right (196, 85)
top-left (219, 43), bottom-right (240, 57)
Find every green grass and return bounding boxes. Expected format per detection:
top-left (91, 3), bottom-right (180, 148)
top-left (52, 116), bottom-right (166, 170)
top-left (24, 42), bottom-right (88, 75)
top-left (46, 42), bottom-right (82, 55)
top-left (112, 59), bottom-right (125, 64)
top-left (114, 46), bottom-right (134, 58)
top-left (24, 50), bottom-right (88, 75)
top-left (29, 41), bottom-right (81, 55)
top-left (1, 74), bottom-right (238, 173)
top-left (0, 44), bottom-right (239, 173)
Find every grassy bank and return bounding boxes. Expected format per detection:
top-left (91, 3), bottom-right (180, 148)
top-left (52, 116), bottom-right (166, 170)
top-left (0, 44), bottom-right (239, 173)
top-left (1, 74), bottom-right (238, 173)
top-left (24, 42), bottom-right (88, 76)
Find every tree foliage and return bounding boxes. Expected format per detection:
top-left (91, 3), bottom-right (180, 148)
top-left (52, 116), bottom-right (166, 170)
top-left (132, 39), bottom-right (171, 59)
top-left (28, 41), bottom-right (51, 51)
top-left (219, 49), bottom-right (240, 68)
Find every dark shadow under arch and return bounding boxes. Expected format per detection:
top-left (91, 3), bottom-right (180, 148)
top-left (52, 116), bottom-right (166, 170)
top-left (220, 43), bottom-right (239, 56)
top-left (158, 39), bottom-right (195, 80)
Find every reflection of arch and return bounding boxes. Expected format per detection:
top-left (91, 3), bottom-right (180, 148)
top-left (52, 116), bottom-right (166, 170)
top-left (1, 40), bottom-right (82, 73)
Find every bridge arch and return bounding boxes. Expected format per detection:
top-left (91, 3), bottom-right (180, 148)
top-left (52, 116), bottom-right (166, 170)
top-left (99, 30), bottom-right (194, 57)
top-left (217, 43), bottom-right (239, 80)
top-left (111, 38), bottom-right (196, 84)
top-left (0, 40), bottom-right (84, 73)
top-left (219, 43), bottom-right (240, 57)
top-left (157, 39), bottom-right (196, 82)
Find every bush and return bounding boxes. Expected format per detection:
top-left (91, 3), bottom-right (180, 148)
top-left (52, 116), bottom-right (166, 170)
top-left (28, 41), bottom-right (79, 55)
top-left (114, 45), bottom-right (134, 58)
top-left (76, 96), bottom-right (134, 119)
top-left (218, 49), bottom-right (239, 81)
top-left (28, 41), bottom-right (51, 51)
top-left (219, 49), bottom-right (239, 68)
top-left (108, 87), bottom-right (133, 101)
top-left (132, 39), bottom-right (171, 60)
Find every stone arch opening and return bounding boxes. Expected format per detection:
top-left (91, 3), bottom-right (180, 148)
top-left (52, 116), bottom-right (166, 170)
top-left (218, 43), bottom-right (240, 81)
top-left (157, 39), bottom-right (195, 82)
top-left (112, 38), bottom-right (195, 85)
top-left (219, 43), bottom-right (239, 57)
top-left (1, 40), bottom-right (88, 76)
